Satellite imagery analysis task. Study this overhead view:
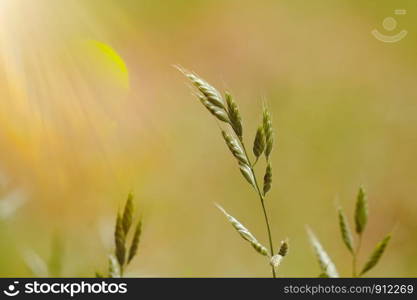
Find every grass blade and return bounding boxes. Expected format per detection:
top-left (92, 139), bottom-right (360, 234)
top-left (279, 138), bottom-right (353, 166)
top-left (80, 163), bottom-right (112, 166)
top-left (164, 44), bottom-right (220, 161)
top-left (360, 234), bottom-right (391, 276)
top-left (307, 227), bottom-right (339, 278)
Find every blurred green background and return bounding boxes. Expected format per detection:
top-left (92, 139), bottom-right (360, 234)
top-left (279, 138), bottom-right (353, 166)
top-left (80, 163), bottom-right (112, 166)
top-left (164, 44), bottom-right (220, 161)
top-left (0, 0), bottom-right (416, 277)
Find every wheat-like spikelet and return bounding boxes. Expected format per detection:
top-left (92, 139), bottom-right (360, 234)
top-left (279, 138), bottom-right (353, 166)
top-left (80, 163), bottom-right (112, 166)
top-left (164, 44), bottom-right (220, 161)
top-left (263, 106), bottom-right (274, 160)
top-left (215, 203), bottom-right (269, 256)
top-left (307, 227), bottom-right (339, 278)
top-left (122, 193), bottom-right (134, 235)
top-left (253, 126), bottom-right (265, 159)
top-left (221, 130), bottom-right (249, 165)
top-left (176, 66), bottom-right (230, 124)
top-left (100, 193), bottom-right (144, 277)
top-left (180, 69), bottom-right (225, 109)
top-left (238, 162), bottom-right (256, 188)
top-left (128, 219), bottom-right (142, 264)
top-left (338, 207), bottom-right (354, 254)
top-left (360, 234), bottom-right (391, 276)
top-left (197, 94), bottom-right (230, 123)
top-left (114, 213), bottom-right (126, 267)
top-left (108, 255), bottom-right (121, 278)
top-left (263, 163), bottom-right (272, 195)
top-left (355, 186), bottom-right (368, 234)
top-left (270, 240), bottom-right (289, 268)
top-left (221, 130), bottom-right (258, 188)
top-left (278, 239), bottom-right (289, 256)
top-left (225, 92), bottom-right (243, 140)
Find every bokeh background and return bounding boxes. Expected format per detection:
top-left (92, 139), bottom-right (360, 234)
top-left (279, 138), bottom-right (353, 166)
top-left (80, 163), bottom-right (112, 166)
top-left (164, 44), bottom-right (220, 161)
top-left (0, 0), bottom-right (416, 277)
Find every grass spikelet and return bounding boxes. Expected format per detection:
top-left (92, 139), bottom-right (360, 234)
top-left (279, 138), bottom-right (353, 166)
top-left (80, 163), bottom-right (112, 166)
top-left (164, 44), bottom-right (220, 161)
top-left (270, 240), bottom-right (288, 268)
top-left (225, 92), bottom-right (243, 140)
top-left (108, 255), bottom-right (121, 278)
top-left (263, 163), bottom-right (272, 195)
top-left (114, 213), bottom-right (126, 268)
top-left (215, 203), bottom-right (269, 256)
top-left (197, 94), bottom-right (230, 123)
top-left (122, 193), bottom-right (134, 235)
top-left (278, 239), bottom-right (289, 257)
top-left (307, 227), bottom-right (339, 278)
top-left (238, 162), bottom-right (256, 188)
top-left (338, 207), bottom-right (354, 253)
top-left (355, 186), bottom-right (368, 234)
top-left (360, 234), bottom-right (391, 276)
top-left (128, 219), bottom-right (142, 264)
top-left (263, 106), bottom-right (274, 160)
top-left (177, 67), bottom-right (225, 109)
top-left (22, 249), bottom-right (49, 277)
top-left (253, 126), bottom-right (265, 159)
top-left (99, 193), bottom-right (144, 277)
top-left (221, 130), bottom-right (249, 165)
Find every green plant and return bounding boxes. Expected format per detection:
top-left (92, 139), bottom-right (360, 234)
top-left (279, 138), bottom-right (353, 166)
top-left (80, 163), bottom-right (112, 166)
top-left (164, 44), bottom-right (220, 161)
top-left (22, 234), bottom-right (64, 277)
top-left (308, 186), bottom-right (391, 277)
top-left (97, 192), bottom-right (142, 278)
top-left (178, 67), bottom-right (287, 277)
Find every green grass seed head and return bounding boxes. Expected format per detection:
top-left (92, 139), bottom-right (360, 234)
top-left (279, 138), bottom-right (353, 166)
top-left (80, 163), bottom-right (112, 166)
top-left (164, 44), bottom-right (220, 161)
top-left (263, 163), bottom-right (272, 195)
top-left (337, 206), bottom-right (354, 253)
top-left (221, 130), bottom-right (249, 165)
top-left (225, 92), bottom-right (243, 140)
top-left (253, 126), bottom-right (265, 159)
top-left (262, 106), bottom-right (274, 160)
top-left (355, 186), bottom-right (368, 235)
top-left (114, 213), bottom-right (126, 267)
top-left (360, 234), bottom-right (391, 276)
top-left (215, 203), bottom-right (269, 256)
top-left (122, 193), bottom-right (134, 235)
top-left (128, 219), bottom-right (143, 264)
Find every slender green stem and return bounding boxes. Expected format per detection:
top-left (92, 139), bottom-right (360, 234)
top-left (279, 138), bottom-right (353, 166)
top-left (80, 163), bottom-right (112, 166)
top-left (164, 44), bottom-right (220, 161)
top-left (352, 234), bottom-right (363, 277)
top-left (241, 142), bottom-right (276, 278)
top-left (251, 166), bottom-right (276, 278)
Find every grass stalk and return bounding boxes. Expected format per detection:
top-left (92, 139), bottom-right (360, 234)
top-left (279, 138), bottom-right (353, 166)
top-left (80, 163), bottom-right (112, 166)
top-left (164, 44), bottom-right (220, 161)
top-left (178, 67), bottom-right (284, 277)
top-left (241, 142), bottom-right (276, 277)
top-left (352, 233), bottom-right (362, 277)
